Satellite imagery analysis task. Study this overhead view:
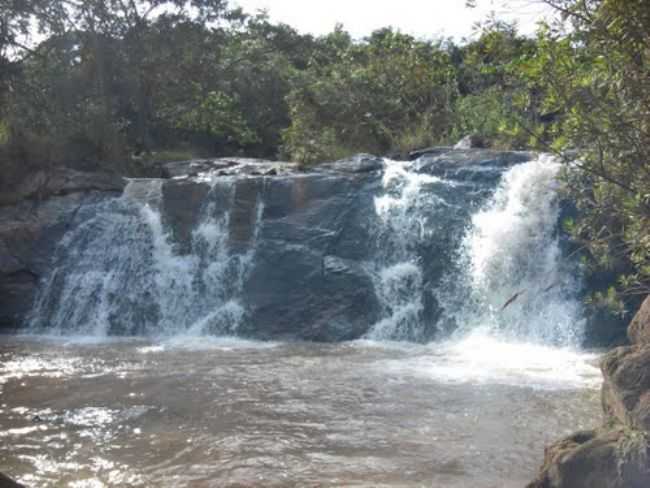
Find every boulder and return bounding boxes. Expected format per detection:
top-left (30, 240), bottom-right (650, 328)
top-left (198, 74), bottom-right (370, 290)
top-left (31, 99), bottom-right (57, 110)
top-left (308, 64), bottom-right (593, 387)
top-left (414, 149), bottom-right (532, 185)
top-left (160, 158), bottom-right (237, 178)
top-left (601, 345), bottom-right (650, 431)
top-left (407, 146), bottom-right (453, 160)
top-left (526, 428), bottom-right (650, 488)
top-left (529, 295), bottom-right (650, 487)
top-left (629, 296), bottom-right (650, 345)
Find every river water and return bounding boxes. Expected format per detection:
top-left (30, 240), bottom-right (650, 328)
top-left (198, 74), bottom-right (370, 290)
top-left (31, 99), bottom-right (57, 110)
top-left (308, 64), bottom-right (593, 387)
top-left (0, 333), bottom-right (600, 487)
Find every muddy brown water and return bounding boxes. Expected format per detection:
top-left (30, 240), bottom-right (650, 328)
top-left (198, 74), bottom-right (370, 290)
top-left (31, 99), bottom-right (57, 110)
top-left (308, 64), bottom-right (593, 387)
top-left (0, 335), bottom-right (601, 487)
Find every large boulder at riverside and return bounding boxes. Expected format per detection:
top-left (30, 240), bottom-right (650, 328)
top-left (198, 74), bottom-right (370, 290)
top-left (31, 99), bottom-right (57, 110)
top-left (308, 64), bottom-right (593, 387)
top-left (0, 170), bottom-right (126, 330)
top-left (159, 157), bottom-right (298, 179)
top-left (629, 295), bottom-right (650, 345)
top-left (601, 345), bottom-right (650, 431)
top-left (526, 428), bottom-right (650, 488)
top-left (529, 295), bottom-right (650, 488)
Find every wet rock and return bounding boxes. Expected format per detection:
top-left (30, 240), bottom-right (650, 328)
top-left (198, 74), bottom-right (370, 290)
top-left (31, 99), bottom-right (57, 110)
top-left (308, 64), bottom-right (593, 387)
top-left (228, 178), bottom-right (265, 251)
top-left (160, 159), bottom-right (237, 178)
top-left (161, 179), bottom-right (211, 254)
top-left (601, 345), bottom-right (650, 431)
top-left (241, 173), bottom-right (382, 341)
top-left (414, 149), bottom-right (532, 186)
top-left (407, 146), bottom-right (453, 160)
top-left (320, 153), bottom-right (384, 173)
top-left (629, 296), bottom-right (650, 345)
top-left (0, 472), bottom-right (25, 487)
top-left (529, 295), bottom-right (650, 488)
top-left (0, 191), bottom-right (119, 330)
top-left (526, 428), bottom-right (650, 488)
top-left (0, 167), bottom-right (125, 206)
top-left (454, 134), bottom-right (487, 149)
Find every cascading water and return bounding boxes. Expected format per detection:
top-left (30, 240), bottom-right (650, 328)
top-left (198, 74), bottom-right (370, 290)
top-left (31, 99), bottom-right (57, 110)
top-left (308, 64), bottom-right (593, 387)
top-left (367, 153), bottom-right (585, 347)
top-left (27, 150), bottom-right (585, 348)
top-left (29, 176), bottom-right (264, 337)
top-left (451, 154), bottom-right (585, 346)
top-left (366, 160), bottom-right (450, 341)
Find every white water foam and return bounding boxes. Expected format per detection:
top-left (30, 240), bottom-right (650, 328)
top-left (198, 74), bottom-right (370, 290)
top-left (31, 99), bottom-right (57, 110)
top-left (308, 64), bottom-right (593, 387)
top-left (29, 177), bottom-right (264, 337)
top-left (367, 159), bottom-right (451, 340)
top-left (377, 332), bottom-right (601, 390)
top-left (365, 154), bottom-right (596, 387)
top-left (450, 154), bottom-right (585, 346)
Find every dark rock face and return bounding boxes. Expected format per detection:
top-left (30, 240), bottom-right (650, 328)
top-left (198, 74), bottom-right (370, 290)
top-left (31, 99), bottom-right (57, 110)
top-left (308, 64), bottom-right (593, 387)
top-left (528, 295), bottom-right (650, 488)
top-left (240, 173), bottom-right (382, 341)
top-left (0, 168), bottom-right (126, 330)
top-left (415, 149), bottom-right (532, 184)
top-left (161, 179), bottom-right (211, 254)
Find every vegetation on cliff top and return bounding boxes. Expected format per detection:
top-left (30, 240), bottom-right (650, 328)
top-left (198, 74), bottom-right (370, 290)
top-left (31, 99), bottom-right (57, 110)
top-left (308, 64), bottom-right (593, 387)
top-left (0, 0), bottom-right (648, 312)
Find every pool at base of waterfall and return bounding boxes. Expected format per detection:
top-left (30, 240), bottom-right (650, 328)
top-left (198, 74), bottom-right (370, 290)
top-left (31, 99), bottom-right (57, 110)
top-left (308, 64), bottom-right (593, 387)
top-left (0, 333), bottom-right (601, 488)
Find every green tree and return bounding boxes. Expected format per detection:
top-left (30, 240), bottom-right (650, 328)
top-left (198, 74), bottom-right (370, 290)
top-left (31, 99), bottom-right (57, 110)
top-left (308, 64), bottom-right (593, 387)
top-left (283, 28), bottom-right (457, 164)
top-left (523, 0), bottom-right (650, 312)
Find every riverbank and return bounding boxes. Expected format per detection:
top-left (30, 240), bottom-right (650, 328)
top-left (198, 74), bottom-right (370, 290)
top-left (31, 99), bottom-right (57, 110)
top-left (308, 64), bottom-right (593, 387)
top-left (528, 296), bottom-right (650, 488)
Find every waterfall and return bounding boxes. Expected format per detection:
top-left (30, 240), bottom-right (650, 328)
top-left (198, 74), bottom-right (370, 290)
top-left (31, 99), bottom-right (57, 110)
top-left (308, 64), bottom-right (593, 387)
top-left (451, 154), bottom-right (585, 346)
top-left (368, 154), bottom-right (585, 347)
top-left (29, 177), bottom-right (264, 337)
top-left (26, 151), bottom-right (586, 345)
top-left (366, 159), bottom-right (449, 341)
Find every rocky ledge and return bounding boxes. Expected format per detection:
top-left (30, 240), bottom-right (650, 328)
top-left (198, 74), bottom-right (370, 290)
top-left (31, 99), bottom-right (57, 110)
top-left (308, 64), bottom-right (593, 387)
top-left (0, 168), bottom-right (127, 330)
top-left (528, 295), bottom-right (650, 488)
top-left (0, 155), bottom-right (385, 333)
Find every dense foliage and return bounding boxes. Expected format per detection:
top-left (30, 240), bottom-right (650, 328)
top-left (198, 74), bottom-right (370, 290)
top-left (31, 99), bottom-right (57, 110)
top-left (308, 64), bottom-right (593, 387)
top-left (520, 0), bottom-right (650, 313)
top-left (0, 0), bottom-right (647, 311)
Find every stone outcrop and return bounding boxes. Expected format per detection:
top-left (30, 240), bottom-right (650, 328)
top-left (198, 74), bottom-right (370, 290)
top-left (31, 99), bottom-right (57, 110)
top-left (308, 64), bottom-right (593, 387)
top-left (528, 295), bottom-right (650, 488)
top-left (0, 167), bottom-right (125, 206)
top-left (0, 170), bottom-right (127, 330)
